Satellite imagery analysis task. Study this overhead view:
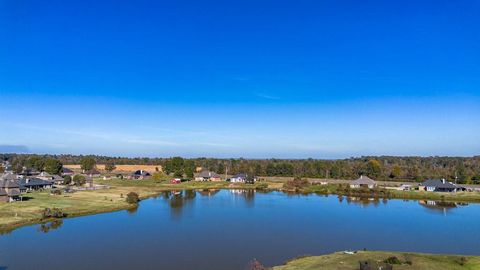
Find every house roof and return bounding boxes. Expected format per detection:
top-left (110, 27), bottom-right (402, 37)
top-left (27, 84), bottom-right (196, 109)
top-left (62, 167), bottom-right (74, 173)
top-left (351, 175), bottom-right (376, 185)
top-left (52, 175), bottom-right (64, 181)
top-left (131, 170), bottom-right (151, 176)
top-left (0, 173), bottom-right (18, 181)
top-left (0, 179), bottom-right (20, 188)
top-left (17, 178), bottom-right (54, 187)
top-left (421, 179), bottom-right (458, 189)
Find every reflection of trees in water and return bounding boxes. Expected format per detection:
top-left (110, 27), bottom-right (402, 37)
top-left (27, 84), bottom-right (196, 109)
top-left (340, 196), bottom-right (384, 207)
top-left (127, 205), bottom-right (139, 214)
top-left (230, 189), bottom-right (256, 207)
top-left (160, 190), bottom-right (198, 218)
top-left (38, 219), bottom-right (63, 233)
top-left (198, 189), bottom-right (220, 197)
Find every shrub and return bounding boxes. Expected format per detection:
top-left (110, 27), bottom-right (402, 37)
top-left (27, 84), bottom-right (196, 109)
top-left (152, 172), bottom-right (163, 181)
top-left (457, 257), bottom-right (468, 266)
top-left (63, 175), bottom-right (72, 185)
top-left (42, 208), bottom-right (66, 219)
top-left (255, 183), bottom-right (268, 190)
top-left (126, 192), bottom-right (140, 204)
top-left (384, 256), bottom-right (402, 265)
top-left (283, 177), bottom-right (310, 191)
top-left (73, 174), bottom-right (86, 186)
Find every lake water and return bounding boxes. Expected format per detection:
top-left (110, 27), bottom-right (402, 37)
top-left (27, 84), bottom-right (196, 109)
top-left (1, 190), bottom-right (479, 270)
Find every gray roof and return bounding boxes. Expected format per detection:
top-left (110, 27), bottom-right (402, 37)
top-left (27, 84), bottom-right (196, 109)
top-left (0, 173), bottom-right (18, 181)
top-left (62, 167), bottom-right (74, 173)
top-left (421, 179), bottom-right (458, 189)
top-left (17, 178), bottom-right (54, 188)
top-left (0, 179), bottom-right (20, 188)
top-left (351, 175), bottom-right (376, 185)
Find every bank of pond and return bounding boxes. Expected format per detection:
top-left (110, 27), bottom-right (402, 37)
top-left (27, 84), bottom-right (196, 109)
top-left (0, 190), bottom-right (479, 270)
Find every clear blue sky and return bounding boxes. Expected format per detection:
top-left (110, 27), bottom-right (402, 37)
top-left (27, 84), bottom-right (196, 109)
top-left (1, 0), bottom-right (479, 158)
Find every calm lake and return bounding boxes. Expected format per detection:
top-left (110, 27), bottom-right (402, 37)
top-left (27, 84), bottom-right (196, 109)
top-left (1, 190), bottom-right (479, 270)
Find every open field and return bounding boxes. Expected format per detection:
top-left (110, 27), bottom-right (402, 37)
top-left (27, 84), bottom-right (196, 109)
top-left (64, 164), bottom-right (162, 173)
top-left (273, 251), bottom-right (480, 270)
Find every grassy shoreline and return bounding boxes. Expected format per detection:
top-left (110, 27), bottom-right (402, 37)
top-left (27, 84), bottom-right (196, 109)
top-left (273, 251), bottom-right (480, 270)
top-left (1, 179), bottom-right (480, 233)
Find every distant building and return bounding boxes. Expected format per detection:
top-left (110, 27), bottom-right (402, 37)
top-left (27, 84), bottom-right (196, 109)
top-left (17, 178), bottom-right (54, 191)
top-left (171, 178), bottom-right (181, 184)
top-left (350, 175), bottom-right (376, 189)
top-left (61, 167), bottom-right (75, 176)
top-left (129, 170), bottom-right (151, 180)
top-left (419, 179), bottom-right (463, 192)
top-left (229, 173), bottom-right (256, 183)
top-left (0, 180), bottom-right (21, 203)
top-left (0, 173), bottom-right (19, 181)
top-left (83, 169), bottom-right (101, 178)
top-left (195, 170), bottom-right (221, 181)
top-left (37, 172), bottom-right (64, 185)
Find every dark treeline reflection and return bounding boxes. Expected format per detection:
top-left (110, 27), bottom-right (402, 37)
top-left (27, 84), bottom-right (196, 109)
top-left (336, 195), bottom-right (388, 207)
top-left (38, 220), bottom-right (63, 233)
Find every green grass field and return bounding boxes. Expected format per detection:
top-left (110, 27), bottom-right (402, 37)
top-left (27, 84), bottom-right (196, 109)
top-left (273, 251), bottom-right (480, 270)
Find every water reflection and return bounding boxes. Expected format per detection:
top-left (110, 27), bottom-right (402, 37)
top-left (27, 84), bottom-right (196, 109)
top-left (198, 189), bottom-right (220, 197)
top-left (38, 220), bottom-right (63, 233)
top-left (418, 200), bottom-right (468, 215)
top-left (338, 195), bottom-right (388, 207)
top-left (230, 189), bottom-right (255, 207)
top-left (1, 190), bottom-right (480, 270)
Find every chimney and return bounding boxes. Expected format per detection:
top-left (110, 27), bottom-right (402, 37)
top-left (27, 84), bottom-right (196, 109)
top-left (442, 178), bottom-right (446, 184)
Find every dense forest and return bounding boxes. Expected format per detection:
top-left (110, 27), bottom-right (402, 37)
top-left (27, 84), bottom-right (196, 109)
top-left (1, 154), bottom-right (479, 184)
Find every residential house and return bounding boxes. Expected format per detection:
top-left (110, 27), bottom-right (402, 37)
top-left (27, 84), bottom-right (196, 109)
top-left (3, 162), bottom-right (13, 173)
top-left (83, 169), bottom-right (101, 178)
top-left (419, 179), bottom-right (463, 192)
top-left (0, 173), bottom-right (19, 181)
top-left (37, 172), bottom-right (64, 185)
top-left (0, 180), bottom-right (21, 203)
top-left (350, 175), bottom-right (376, 189)
top-left (195, 170), bottom-right (221, 181)
top-left (129, 170), bottom-right (151, 180)
top-left (62, 167), bottom-right (75, 176)
top-left (229, 173), bottom-right (257, 183)
top-left (19, 168), bottom-right (40, 176)
top-left (17, 178), bottom-right (54, 191)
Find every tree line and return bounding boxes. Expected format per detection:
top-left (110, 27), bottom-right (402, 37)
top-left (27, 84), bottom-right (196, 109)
top-left (1, 154), bottom-right (479, 184)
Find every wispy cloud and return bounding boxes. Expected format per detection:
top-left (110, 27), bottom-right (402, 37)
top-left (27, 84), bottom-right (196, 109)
top-left (254, 92), bottom-right (280, 100)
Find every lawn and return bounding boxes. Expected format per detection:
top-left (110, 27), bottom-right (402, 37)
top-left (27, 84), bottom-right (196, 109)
top-left (273, 251), bottom-right (480, 270)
